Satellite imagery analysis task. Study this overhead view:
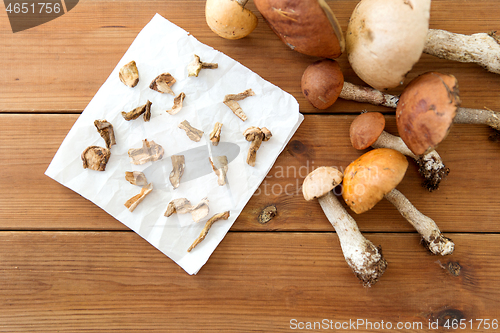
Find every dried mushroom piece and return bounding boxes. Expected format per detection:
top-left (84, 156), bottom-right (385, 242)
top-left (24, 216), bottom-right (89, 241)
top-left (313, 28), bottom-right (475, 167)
top-left (81, 146), bottom-right (111, 171)
top-left (209, 122), bottom-right (222, 146)
top-left (94, 119), bottom-right (116, 149)
top-left (178, 120), bottom-right (204, 142)
top-left (187, 54), bottom-right (218, 77)
top-left (122, 100), bottom-right (152, 122)
top-left (119, 60), bottom-right (139, 88)
top-left (165, 197), bottom-right (210, 222)
top-left (128, 139), bottom-right (165, 165)
top-left (125, 171), bottom-right (148, 186)
top-left (166, 92), bottom-right (186, 115)
top-left (150, 73), bottom-right (176, 95)
top-left (169, 155), bottom-right (185, 189)
top-left (124, 183), bottom-right (153, 212)
top-left (187, 211), bottom-right (230, 252)
top-left (244, 126), bottom-right (272, 166)
top-left (223, 89), bottom-right (255, 121)
top-left (209, 156), bottom-right (228, 186)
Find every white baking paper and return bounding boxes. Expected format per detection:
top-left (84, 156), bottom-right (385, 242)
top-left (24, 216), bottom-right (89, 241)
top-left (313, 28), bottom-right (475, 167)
top-left (45, 14), bottom-right (303, 275)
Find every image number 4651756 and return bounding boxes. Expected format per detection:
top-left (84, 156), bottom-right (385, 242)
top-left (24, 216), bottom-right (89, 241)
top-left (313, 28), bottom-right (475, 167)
top-left (3, 0), bottom-right (79, 33)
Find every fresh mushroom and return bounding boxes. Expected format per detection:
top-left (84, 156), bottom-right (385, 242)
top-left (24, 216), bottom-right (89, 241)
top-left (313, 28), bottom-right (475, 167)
top-left (243, 126), bottom-right (271, 166)
top-left (302, 166), bottom-right (387, 287)
top-left (350, 112), bottom-right (449, 191)
top-left (342, 148), bottom-right (454, 255)
top-left (254, 0), bottom-right (344, 59)
top-left (205, 0), bottom-right (257, 39)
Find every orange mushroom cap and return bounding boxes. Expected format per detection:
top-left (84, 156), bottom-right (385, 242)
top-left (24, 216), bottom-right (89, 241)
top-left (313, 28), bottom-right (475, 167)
top-left (342, 148), bottom-right (408, 214)
top-left (301, 59), bottom-right (345, 110)
top-left (350, 112), bottom-right (386, 150)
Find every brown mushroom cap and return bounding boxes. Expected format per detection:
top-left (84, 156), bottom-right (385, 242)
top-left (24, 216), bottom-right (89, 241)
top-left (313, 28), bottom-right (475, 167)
top-left (396, 72), bottom-right (460, 156)
top-left (301, 59), bottom-right (344, 110)
top-left (342, 148), bottom-right (408, 214)
top-left (302, 166), bottom-right (343, 201)
top-left (254, 0), bottom-right (344, 59)
top-left (350, 112), bottom-right (386, 150)
top-left (205, 0), bottom-right (258, 40)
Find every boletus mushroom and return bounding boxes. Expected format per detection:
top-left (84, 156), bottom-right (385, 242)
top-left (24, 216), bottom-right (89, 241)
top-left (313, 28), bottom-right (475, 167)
top-left (243, 126), bottom-right (271, 166)
top-left (205, 0), bottom-right (258, 39)
top-left (254, 0), bottom-right (344, 59)
top-left (302, 166), bottom-right (387, 287)
top-left (342, 148), bottom-right (454, 255)
top-left (350, 112), bottom-right (449, 191)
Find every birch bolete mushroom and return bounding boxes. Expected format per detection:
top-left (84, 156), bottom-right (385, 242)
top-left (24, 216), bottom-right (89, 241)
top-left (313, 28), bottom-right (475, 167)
top-left (205, 0), bottom-right (257, 40)
top-left (254, 0), bottom-right (344, 59)
top-left (350, 112), bottom-right (449, 191)
top-left (342, 148), bottom-right (454, 255)
top-left (243, 126), bottom-right (271, 166)
top-left (302, 166), bottom-right (387, 287)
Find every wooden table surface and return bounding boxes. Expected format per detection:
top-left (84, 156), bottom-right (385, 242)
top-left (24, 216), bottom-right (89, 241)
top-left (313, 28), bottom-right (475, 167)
top-left (1, 0), bottom-right (500, 331)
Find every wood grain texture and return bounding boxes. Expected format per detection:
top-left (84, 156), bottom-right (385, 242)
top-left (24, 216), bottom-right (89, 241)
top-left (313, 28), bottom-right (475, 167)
top-left (1, 113), bottom-right (499, 232)
top-left (0, 232), bottom-right (499, 332)
top-left (0, 0), bottom-right (499, 113)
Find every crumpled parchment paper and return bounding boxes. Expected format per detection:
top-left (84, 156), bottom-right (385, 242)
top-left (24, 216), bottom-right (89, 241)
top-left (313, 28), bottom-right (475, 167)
top-left (45, 14), bottom-right (303, 275)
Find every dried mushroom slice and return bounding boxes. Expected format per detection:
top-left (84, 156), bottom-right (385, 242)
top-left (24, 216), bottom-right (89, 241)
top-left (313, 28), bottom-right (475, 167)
top-left (187, 54), bottom-right (218, 77)
top-left (187, 211), bottom-right (230, 252)
top-left (223, 89), bottom-right (255, 121)
top-left (166, 92), bottom-right (186, 115)
top-left (178, 120), bottom-right (204, 142)
top-left (165, 197), bottom-right (210, 223)
top-left (94, 119), bottom-right (116, 149)
top-left (169, 155), bottom-right (185, 189)
top-left (81, 146), bottom-right (111, 171)
top-left (125, 171), bottom-right (148, 186)
top-left (124, 183), bottom-right (153, 212)
top-left (209, 122), bottom-right (222, 146)
top-left (128, 139), bottom-right (165, 165)
top-left (122, 100), bottom-right (152, 122)
top-left (244, 126), bottom-right (272, 166)
top-left (150, 73), bottom-right (176, 95)
top-left (119, 60), bottom-right (139, 88)
top-left (209, 156), bottom-right (228, 186)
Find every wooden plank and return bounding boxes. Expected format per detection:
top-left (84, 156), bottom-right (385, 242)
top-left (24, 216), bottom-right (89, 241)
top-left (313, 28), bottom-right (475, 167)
top-left (0, 231), bottom-right (499, 332)
top-left (1, 113), bottom-right (499, 232)
top-left (0, 0), bottom-right (499, 113)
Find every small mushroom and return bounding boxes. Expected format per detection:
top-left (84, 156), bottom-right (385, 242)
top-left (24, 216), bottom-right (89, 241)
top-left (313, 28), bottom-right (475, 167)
top-left (243, 126), bottom-right (271, 167)
top-left (178, 120), bottom-right (204, 142)
top-left (209, 122), bottom-right (223, 146)
top-left (223, 89), bottom-right (254, 121)
top-left (122, 100), bottom-right (152, 122)
top-left (166, 93), bottom-right (186, 115)
top-left (209, 156), bottom-right (228, 186)
top-left (94, 119), bottom-right (116, 149)
top-left (302, 166), bottom-right (387, 287)
top-left (119, 60), bottom-right (139, 88)
top-left (350, 112), bottom-right (449, 192)
top-left (128, 139), bottom-right (165, 165)
top-left (150, 73), bottom-right (176, 95)
top-left (342, 148), bottom-right (454, 255)
top-left (81, 146), bottom-right (111, 171)
top-left (125, 171), bottom-right (148, 186)
top-left (254, 0), bottom-right (344, 59)
top-left (188, 211), bottom-right (230, 252)
top-left (205, 0), bottom-right (257, 39)
top-left (124, 183), bottom-right (153, 212)
top-left (165, 197), bottom-right (210, 223)
top-left (169, 155), bottom-right (185, 189)
top-left (187, 55), bottom-right (218, 77)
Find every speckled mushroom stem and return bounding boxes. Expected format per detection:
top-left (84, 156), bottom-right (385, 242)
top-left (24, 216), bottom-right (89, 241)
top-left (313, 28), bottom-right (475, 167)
top-left (454, 107), bottom-right (500, 131)
top-left (340, 81), bottom-right (399, 108)
top-left (384, 188), bottom-right (454, 256)
top-left (424, 29), bottom-right (500, 75)
top-left (318, 191), bottom-right (387, 287)
top-left (373, 131), bottom-right (449, 192)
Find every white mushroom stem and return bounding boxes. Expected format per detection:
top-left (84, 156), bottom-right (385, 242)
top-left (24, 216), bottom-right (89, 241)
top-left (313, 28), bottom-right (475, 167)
top-left (340, 81), bottom-right (399, 108)
top-left (454, 107), bottom-right (500, 131)
top-left (384, 188), bottom-right (454, 256)
top-left (424, 29), bottom-right (500, 75)
top-left (318, 191), bottom-right (387, 287)
top-left (373, 131), bottom-right (449, 192)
